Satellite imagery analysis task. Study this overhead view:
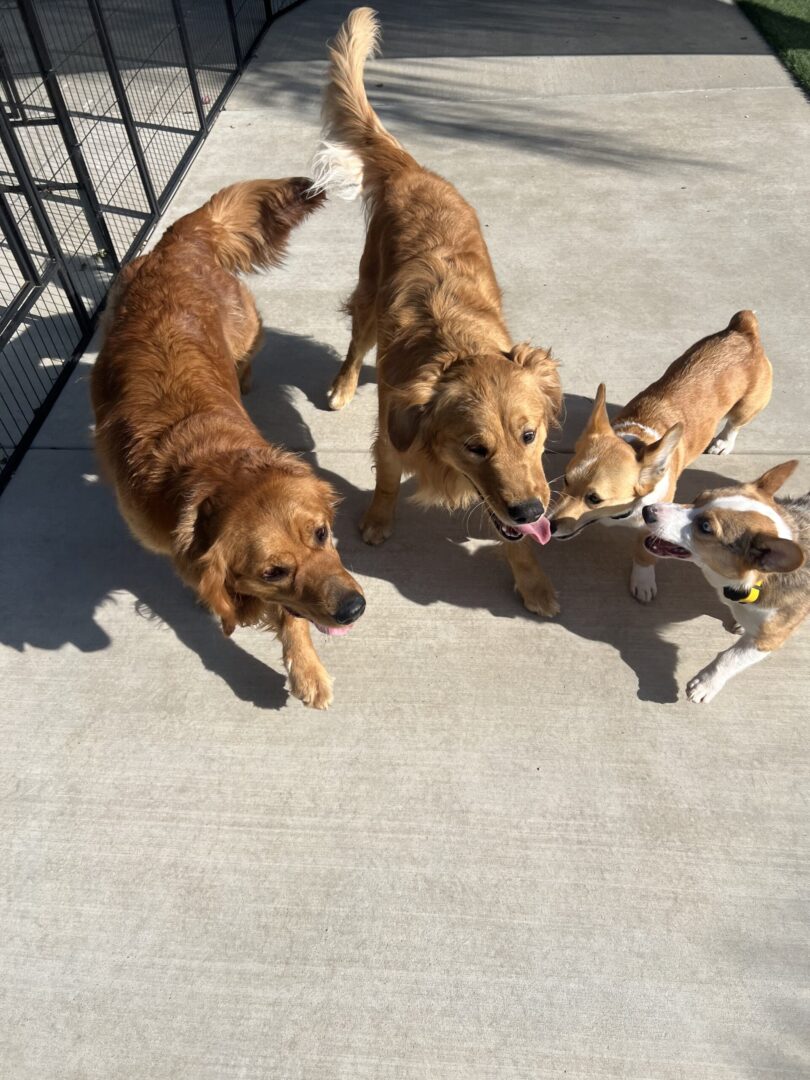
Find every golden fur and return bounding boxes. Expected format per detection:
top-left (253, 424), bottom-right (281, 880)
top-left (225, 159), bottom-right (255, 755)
top-left (313, 7), bottom-right (563, 616)
top-left (91, 178), bottom-right (364, 709)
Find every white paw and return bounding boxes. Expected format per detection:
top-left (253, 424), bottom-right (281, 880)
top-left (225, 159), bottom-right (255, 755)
top-left (328, 378), bottom-right (356, 411)
top-left (630, 562), bottom-right (657, 603)
top-left (706, 432), bottom-right (737, 456)
top-left (686, 667), bottom-right (723, 704)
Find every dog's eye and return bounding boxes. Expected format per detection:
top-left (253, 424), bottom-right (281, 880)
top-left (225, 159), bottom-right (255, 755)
top-left (696, 517), bottom-right (713, 535)
top-left (587, 493), bottom-right (603, 506)
top-left (522, 430), bottom-right (536, 445)
top-left (314, 525), bottom-right (329, 545)
top-left (466, 443), bottom-right (488, 458)
top-left (262, 566), bottom-right (288, 582)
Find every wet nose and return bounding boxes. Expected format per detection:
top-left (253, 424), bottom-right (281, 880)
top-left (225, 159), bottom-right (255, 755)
top-left (334, 591), bottom-right (366, 625)
top-left (642, 504), bottom-right (658, 525)
top-left (507, 498), bottom-right (544, 524)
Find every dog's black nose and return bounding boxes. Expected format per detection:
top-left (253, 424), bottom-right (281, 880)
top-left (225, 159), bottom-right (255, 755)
top-left (334, 591), bottom-right (366, 625)
top-left (507, 499), bottom-right (544, 524)
top-left (642, 505), bottom-right (657, 525)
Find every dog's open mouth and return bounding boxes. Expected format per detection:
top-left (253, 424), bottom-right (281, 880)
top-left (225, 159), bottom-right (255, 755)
top-left (487, 508), bottom-right (551, 545)
top-left (283, 605), bottom-right (353, 636)
top-left (488, 509), bottom-right (523, 542)
top-left (644, 536), bottom-right (691, 560)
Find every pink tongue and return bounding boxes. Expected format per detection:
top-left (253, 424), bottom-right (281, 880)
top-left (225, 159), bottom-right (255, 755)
top-left (314, 623), bottom-right (352, 637)
top-left (515, 516), bottom-right (551, 545)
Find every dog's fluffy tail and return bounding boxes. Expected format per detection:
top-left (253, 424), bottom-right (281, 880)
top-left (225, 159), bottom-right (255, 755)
top-left (191, 178), bottom-right (325, 274)
top-left (310, 7), bottom-right (414, 201)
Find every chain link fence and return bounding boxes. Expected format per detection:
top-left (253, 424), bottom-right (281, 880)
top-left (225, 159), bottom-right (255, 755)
top-left (0, 0), bottom-right (302, 494)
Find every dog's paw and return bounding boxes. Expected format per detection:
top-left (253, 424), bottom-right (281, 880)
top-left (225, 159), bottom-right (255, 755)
top-left (518, 580), bottom-right (560, 619)
top-left (706, 432), bottom-right (736, 456)
top-left (289, 661), bottom-right (334, 710)
top-left (360, 513), bottom-right (393, 546)
top-left (726, 620), bottom-right (744, 636)
top-left (686, 667), bottom-right (723, 704)
top-left (328, 378), bottom-right (356, 411)
top-left (630, 562), bottom-right (657, 603)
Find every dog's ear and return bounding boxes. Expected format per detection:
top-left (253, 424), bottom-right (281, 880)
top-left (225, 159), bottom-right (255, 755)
top-left (583, 383), bottom-right (611, 437)
top-left (637, 423), bottom-right (682, 489)
top-left (385, 363), bottom-right (444, 453)
top-left (174, 484), bottom-right (219, 557)
top-left (748, 533), bottom-right (805, 574)
top-left (197, 544), bottom-right (238, 637)
top-left (507, 343), bottom-right (562, 425)
top-left (387, 402), bottom-right (426, 453)
top-left (752, 459), bottom-right (798, 497)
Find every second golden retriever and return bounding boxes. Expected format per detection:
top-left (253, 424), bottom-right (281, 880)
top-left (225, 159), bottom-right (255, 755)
top-left (92, 178), bottom-right (364, 709)
top-left (312, 7), bottom-right (562, 616)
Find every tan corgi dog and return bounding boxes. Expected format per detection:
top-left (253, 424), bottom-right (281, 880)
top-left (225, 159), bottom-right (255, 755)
top-left (641, 461), bottom-right (808, 703)
top-left (549, 311), bottom-right (772, 601)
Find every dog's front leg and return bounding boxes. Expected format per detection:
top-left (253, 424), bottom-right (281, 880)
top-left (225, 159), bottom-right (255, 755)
top-left (630, 531), bottom-right (658, 603)
top-left (503, 539), bottom-right (560, 618)
top-left (686, 633), bottom-right (768, 704)
top-left (275, 608), bottom-right (334, 710)
top-left (360, 433), bottom-right (402, 545)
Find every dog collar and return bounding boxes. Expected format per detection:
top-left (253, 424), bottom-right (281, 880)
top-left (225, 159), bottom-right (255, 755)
top-left (723, 579), bottom-right (764, 604)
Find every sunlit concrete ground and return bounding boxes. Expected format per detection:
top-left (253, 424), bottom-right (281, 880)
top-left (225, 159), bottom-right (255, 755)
top-left (1, 2), bottom-right (808, 1076)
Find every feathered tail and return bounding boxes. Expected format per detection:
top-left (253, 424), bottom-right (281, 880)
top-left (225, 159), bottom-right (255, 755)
top-left (183, 177), bottom-right (325, 273)
top-left (310, 7), bottom-right (415, 201)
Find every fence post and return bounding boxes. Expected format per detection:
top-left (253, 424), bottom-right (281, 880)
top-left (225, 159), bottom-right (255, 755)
top-left (16, 0), bottom-right (120, 271)
top-left (223, 0), bottom-right (243, 66)
top-left (169, 0), bottom-right (208, 136)
top-left (0, 104), bottom-right (90, 331)
top-left (85, 0), bottom-right (159, 216)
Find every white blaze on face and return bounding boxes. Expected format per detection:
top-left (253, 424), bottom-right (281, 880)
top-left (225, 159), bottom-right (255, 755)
top-left (647, 503), bottom-right (697, 551)
top-left (704, 496), bottom-right (793, 540)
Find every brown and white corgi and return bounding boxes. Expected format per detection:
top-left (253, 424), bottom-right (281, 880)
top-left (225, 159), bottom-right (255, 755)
top-left (642, 461), bottom-right (808, 703)
top-left (549, 311), bottom-right (772, 602)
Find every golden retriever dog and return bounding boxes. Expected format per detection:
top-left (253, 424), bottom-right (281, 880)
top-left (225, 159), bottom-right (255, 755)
top-left (92, 178), bottom-right (365, 709)
top-left (311, 8), bottom-right (563, 616)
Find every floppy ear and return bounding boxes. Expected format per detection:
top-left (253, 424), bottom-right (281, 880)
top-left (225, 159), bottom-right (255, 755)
top-left (637, 423), bottom-right (683, 489)
top-left (584, 383), bottom-right (611, 437)
top-left (749, 532), bottom-right (805, 574)
top-left (507, 343), bottom-right (562, 424)
top-left (387, 402), bottom-right (426, 453)
top-left (752, 459), bottom-right (798, 497)
top-left (174, 484), bottom-right (219, 557)
top-left (197, 545), bottom-right (238, 637)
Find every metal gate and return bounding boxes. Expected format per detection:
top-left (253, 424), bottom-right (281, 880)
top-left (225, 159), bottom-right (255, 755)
top-left (0, 0), bottom-right (301, 495)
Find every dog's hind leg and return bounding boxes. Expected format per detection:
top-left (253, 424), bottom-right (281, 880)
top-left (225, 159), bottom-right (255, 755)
top-left (360, 431), bottom-right (401, 545)
top-left (707, 359), bottom-right (772, 455)
top-left (230, 283), bottom-right (263, 395)
top-left (236, 322), bottom-right (263, 395)
top-left (329, 244), bottom-right (378, 410)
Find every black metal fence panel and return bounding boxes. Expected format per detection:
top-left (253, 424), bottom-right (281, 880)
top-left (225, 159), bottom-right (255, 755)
top-left (0, 0), bottom-right (301, 494)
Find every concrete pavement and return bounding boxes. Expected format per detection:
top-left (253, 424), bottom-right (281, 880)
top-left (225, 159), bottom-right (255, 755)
top-left (1, 2), bottom-right (809, 1077)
